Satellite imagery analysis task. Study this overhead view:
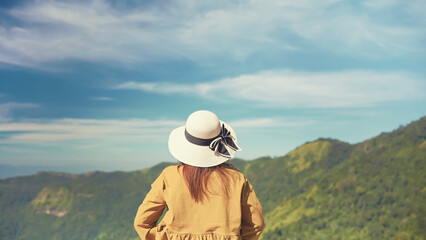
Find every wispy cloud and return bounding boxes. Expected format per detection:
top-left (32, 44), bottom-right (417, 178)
top-left (0, 118), bottom-right (183, 145)
top-left (0, 116), bottom-right (300, 146)
top-left (229, 117), bottom-right (315, 128)
top-left (114, 69), bottom-right (425, 108)
top-left (0, 102), bottom-right (40, 122)
top-left (91, 96), bottom-right (115, 101)
top-left (114, 82), bottom-right (196, 94)
top-left (362, 0), bottom-right (400, 9)
top-left (0, 0), bottom-right (423, 68)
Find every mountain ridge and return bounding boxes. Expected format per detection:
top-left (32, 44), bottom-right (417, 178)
top-left (4, 116), bottom-right (422, 180)
top-left (0, 116), bottom-right (424, 240)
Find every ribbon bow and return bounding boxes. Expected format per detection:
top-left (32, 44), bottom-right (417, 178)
top-left (209, 124), bottom-right (241, 158)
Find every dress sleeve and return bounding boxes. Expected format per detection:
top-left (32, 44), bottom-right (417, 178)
top-left (134, 170), bottom-right (167, 240)
top-left (241, 178), bottom-right (264, 240)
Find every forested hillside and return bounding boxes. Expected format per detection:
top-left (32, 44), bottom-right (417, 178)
top-left (259, 117), bottom-right (425, 240)
top-left (0, 117), bottom-right (424, 240)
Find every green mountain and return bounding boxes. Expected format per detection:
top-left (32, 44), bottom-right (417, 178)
top-left (0, 117), bottom-right (425, 240)
top-left (258, 118), bottom-right (426, 240)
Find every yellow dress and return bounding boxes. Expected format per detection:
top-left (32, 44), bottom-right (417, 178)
top-left (134, 165), bottom-right (264, 240)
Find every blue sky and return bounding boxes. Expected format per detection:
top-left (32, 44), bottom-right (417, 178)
top-left (0, 0), bottom-right (425, 172)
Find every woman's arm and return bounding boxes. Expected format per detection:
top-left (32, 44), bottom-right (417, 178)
top-left (134, 170), bottom-right (167, 240)
top-left (241, 178), bottom-right (264, 240)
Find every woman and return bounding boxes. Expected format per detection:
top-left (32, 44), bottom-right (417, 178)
top-left (134, 110), bottom-right (264, 240)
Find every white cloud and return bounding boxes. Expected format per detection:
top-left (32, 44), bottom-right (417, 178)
top-left (114, 69), bottom-right (425, 108)
top-left (362, 0), bottom-right (400, 9)
top-left (0, 118), bottom-right (183, 145)
top-left (0, 116), bottom-right (299, 146)
top-left (114, 82), bottom-right (196, 94)
top-left (91, 96), bottom-right (115, 101)
top-left (0, 0), bottom-right (424, 68)
top-left (0, 102), bottom-right (40, 122)
top-left (228, 118), bottom-right (315, 128)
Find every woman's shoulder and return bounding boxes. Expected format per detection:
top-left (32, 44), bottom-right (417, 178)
top-left (161, 164), bottom-right (179, 177)
top-left (161, 164), bottom-right (247, 182)
top-left (161, 164), bottom-right (184, 179)
top-left (163, 164), bottom-right (178, 172)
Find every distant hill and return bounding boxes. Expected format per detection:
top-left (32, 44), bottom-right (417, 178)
top-left (0, 164), bottom-right (45, 179)
top-left (0, 116), bottom-right (424, 240)
top-left (0, 164), bottom-right (99, 179)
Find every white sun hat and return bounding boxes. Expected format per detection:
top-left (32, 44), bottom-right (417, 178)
top-left (168, 110), bottom-right (241, 167)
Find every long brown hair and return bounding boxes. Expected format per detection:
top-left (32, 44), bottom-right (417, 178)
top-left (177, 162), bottom-right (240, 203)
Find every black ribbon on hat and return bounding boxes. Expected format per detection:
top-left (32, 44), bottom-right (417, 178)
top-left (184, 124), bottom-right (241, 158)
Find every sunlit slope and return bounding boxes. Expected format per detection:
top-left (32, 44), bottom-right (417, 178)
top-left (244, 138), bottom-right (352, 213)
top-left (260, 117), bottom-right (425, 240)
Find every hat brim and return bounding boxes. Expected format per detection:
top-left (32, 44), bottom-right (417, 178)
top-left (168, 120), bottom-right (238, 167)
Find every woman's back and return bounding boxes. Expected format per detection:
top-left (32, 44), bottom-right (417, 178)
top-left (134, 164), bottom-right (264, 239)
top-left (134, 110), bottom-right (264, 239)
